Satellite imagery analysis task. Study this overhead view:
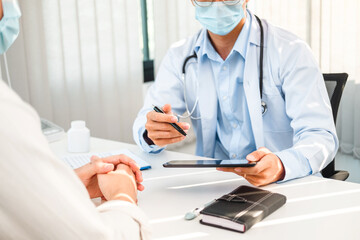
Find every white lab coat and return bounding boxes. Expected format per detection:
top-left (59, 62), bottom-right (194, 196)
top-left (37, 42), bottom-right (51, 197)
top-left (134, 11), bottom-right (338, 182)
top-left (0, 80), bottom-right (151, 239)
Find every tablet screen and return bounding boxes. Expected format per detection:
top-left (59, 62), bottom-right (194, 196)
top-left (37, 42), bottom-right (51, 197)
top-left (163, 159), bottom-right (256, 168)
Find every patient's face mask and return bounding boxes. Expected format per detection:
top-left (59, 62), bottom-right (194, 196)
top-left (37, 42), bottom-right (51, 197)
top-left (0, 0), bottom-right (21, 54)
top-left (194, 0), bottom-right (245, 36)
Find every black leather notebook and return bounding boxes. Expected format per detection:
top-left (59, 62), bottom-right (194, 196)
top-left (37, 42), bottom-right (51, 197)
top-left (200, 185), bottom-right (286, 233)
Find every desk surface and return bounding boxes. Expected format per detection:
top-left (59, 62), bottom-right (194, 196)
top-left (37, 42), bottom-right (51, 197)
top-left (50, 137), bottom-right (360, 240)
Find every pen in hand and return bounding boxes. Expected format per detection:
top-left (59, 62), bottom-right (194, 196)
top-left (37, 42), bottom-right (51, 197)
top-left (152, 105), bottom-right (187, 137)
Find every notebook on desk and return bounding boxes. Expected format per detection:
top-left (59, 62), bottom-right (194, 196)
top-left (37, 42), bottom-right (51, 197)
top-left (61, 149), bottom-right (151, 170)
top-left (200, 185), bottom-right (286, 233)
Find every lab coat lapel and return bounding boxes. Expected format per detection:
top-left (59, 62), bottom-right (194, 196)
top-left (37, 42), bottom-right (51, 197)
top-left (244, 14), bottom-right (265, 149)
top-left (198, 58), bottom-right (217, 157)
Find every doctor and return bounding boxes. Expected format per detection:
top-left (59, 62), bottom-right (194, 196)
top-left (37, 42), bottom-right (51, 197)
top-left (133, 0), bottom-right (338, 186)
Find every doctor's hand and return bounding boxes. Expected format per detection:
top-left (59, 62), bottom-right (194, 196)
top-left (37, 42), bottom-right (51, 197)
top-left (217, 147), bottom-right (285, 187)
top-left (98, 164), bottom-right (138, 204)
top-left (145, 104), bottom-right (190, 147)
top-left (75, 154), bottom-right (144, 199)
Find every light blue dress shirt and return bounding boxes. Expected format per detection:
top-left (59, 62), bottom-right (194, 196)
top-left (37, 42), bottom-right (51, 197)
top-left (199, 13), bottom-right (257, 160)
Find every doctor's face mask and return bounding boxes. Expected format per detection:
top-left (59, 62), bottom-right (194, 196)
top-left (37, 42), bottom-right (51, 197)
top-left (193, 0), bottom-right (245, 36)
top-left (0, 0), bottom-right (21, 54)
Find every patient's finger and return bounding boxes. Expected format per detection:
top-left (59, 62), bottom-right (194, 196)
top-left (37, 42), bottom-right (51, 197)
top-left (137, 183), bottom-right (145, 191)
top-left (85, 156), bottom-right (114, 174)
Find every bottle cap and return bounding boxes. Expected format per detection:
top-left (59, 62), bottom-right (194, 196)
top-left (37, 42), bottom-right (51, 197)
top-left (71, 120), bottom-right (86, 129)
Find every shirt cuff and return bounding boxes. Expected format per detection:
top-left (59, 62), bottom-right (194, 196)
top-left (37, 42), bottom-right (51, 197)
top-left (97, 200), bottom-right (147, 221)
top-left (274, 149), bottom-right (312, 183)
top-left (138, 128), bottom-right (165, 154)
top-left (97, 200), bottom-right (151, 239)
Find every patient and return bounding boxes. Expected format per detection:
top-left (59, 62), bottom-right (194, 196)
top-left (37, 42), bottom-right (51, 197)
top-left (0, 1), bottom-right (150, 239)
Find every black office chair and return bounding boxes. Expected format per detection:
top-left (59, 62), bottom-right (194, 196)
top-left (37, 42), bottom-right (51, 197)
top-left (321, 73), bottom-right (349, 181)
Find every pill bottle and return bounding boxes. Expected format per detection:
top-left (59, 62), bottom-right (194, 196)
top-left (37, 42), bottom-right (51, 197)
top-left (67, 120), bottom-right (90, 153)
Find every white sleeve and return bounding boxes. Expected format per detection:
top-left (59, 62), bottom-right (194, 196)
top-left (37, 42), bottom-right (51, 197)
top-left (133, 48), bottom-right (187, 153)
top-left (0, 81), bottom-right (151, 240)
top-left (274, 35), bottom-right (338, 181)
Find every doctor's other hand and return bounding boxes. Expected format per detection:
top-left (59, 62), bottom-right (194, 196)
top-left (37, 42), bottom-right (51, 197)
top-left (97, 164), bottom-right (138, 204)
top-left (217, 147), bottom-right (285, 187)
top-left (75, 154), bottom-right (144, 199)
top-left (145, 104), bottom-right (190, 147)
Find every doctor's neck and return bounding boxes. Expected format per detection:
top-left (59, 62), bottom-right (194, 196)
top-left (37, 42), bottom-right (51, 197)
top-left (208, 17), bottom-right (246, 61)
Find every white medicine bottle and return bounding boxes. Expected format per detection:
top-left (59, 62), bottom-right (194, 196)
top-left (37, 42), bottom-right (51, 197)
top-left (67, 120), bottom-right (90, 153)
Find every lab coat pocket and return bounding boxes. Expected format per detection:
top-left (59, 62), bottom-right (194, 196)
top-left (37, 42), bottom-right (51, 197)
top-left (262, 83), bottom-right (283, 96)
top-left (264, 130), bottom-right (293, 152)
top-left (262, 92), bottom-right (292, 132)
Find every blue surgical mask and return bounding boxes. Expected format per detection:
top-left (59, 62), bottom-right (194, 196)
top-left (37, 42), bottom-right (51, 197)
top-left (0, 0), bottom-right (21, 54)
top-left (195, 1), bottom-right (245, 36)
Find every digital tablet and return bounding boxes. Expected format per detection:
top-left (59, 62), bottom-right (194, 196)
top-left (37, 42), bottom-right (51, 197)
top-left (163, 159), bottom-right (256, 168)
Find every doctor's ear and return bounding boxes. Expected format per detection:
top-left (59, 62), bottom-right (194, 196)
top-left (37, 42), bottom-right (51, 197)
top-left (243, 0), bottom-right (250, 9)
top-left (0, 0), bottom-right (3, 21)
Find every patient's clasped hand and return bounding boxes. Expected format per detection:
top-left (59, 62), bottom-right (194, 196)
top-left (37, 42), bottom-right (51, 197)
top-left (75, 154), bottom-right (144, 203)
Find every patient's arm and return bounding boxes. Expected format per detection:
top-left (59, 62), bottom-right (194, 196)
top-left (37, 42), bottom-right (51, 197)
top-left (0, 81), bottom-right (150, 240)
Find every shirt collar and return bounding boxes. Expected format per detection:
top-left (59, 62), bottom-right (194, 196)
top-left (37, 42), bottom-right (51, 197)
top-left (194, 9), bottom-right (253, 62)
top-left (232, 10), bottom-right (252, 59)
top-left (247, 10), bottom-right (263, 47)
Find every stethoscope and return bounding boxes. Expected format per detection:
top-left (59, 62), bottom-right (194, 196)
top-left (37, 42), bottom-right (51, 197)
top-left (179, 15), bottom-right (267, 120)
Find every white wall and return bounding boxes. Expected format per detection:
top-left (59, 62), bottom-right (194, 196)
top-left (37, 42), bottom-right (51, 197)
top-left (6, 0), bottom-right (144, 144)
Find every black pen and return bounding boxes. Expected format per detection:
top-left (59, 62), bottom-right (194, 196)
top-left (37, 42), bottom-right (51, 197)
top-left (153, 105), bottom-right (187, 137)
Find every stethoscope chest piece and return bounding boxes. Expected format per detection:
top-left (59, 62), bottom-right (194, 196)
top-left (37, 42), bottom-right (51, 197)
top-left (261, 101), bottom-right (267, 115)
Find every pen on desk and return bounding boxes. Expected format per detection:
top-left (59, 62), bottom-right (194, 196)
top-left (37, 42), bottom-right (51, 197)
top-left (152, 105), bottom-right (187, 137)
top-left (185, 199), bottom-right (216, 220)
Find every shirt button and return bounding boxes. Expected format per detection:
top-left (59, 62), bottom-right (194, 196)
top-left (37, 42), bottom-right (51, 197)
top-left (223, 95), bottom-right (228, 100)
top-left (223, 66), bottom-right (227, 71)
top-left (232, 154), bottom-right (237, 159)
top-left (233, 124), bottom-right (238, 129)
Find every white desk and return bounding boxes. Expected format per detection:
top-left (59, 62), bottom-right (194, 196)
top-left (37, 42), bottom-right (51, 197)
top-left (50, 137), bottom-right (360, 240)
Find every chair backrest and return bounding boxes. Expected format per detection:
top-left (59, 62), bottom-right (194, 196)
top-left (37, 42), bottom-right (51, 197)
top-left (323, 73), bottom-right (348, 123)
top-left (321, 73), bottom-right (348, 178)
